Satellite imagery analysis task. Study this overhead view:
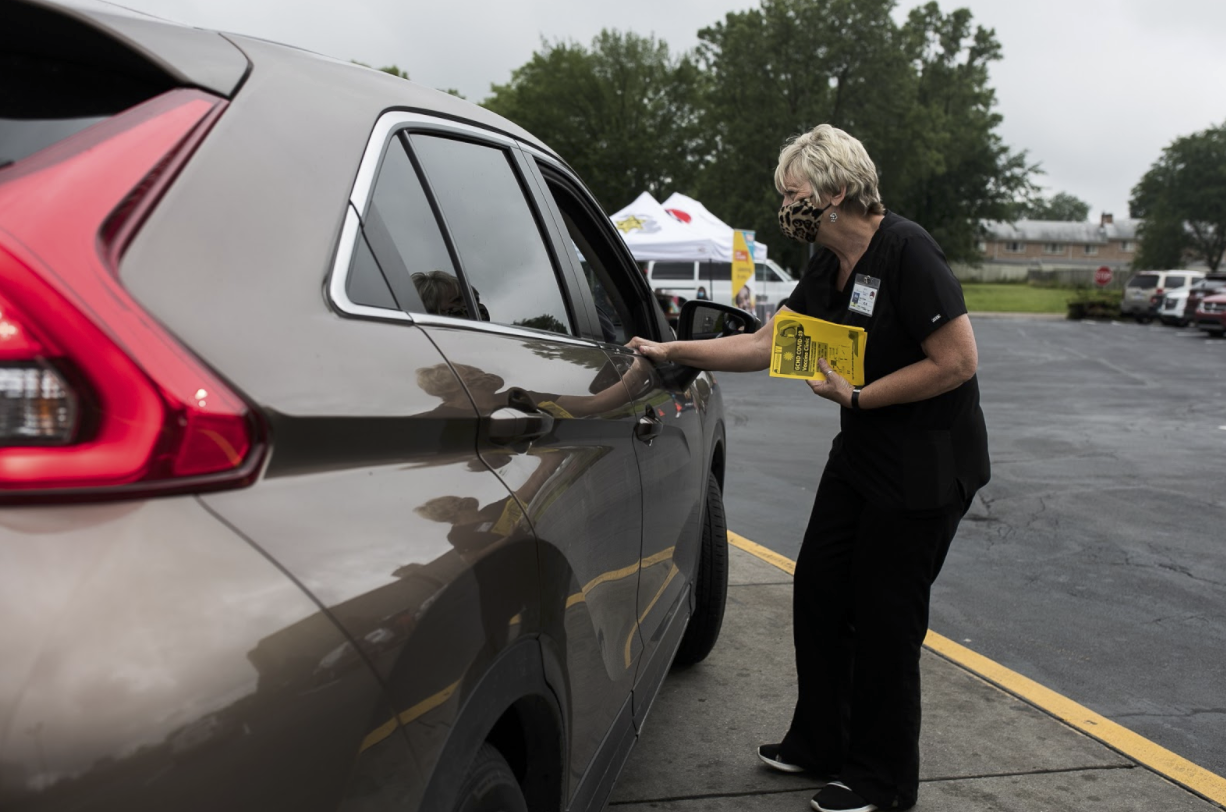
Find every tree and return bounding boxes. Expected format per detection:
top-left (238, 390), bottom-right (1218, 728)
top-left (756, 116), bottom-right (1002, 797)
top-left (1016, 191), bottom-right (1090, 222)
top-left (482, 31), bottom-right (704, 211)
top-left (886, 3), bottom-right (1035, 263)
top-left (693, 0), bottom-right (1033, 271)
top-left (1131, 122), bottom-right (1226, 272)
top-left (693, 0), bottom-right (912, 271)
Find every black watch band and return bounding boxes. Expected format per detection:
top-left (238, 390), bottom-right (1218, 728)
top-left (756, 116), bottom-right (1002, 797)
top-left (851, 387), bottom-right (862, 410)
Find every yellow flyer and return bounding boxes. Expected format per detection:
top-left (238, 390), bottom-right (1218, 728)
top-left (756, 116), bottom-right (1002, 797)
top-left (769, 312), bottom-right (866, 385)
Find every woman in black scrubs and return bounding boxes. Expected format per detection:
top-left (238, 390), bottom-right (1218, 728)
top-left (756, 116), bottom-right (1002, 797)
top-left (628, 124), bottom-right (989, 812)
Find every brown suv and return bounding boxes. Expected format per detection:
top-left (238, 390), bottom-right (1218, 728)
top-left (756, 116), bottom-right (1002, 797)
top-left (0, 3), bottom-right (740, 810)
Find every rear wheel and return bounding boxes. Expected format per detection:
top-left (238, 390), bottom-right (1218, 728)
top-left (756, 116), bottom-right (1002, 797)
top-left (674, 471), bottom-right (728, 666)
top-left (453, 743), bottom-right (527, 812)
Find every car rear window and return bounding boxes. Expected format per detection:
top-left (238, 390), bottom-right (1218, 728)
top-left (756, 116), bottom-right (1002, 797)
top-left (1127, 274), bottom-right (1159, 289)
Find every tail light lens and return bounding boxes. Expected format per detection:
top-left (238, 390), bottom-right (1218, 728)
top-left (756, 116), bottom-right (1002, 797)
top-left (0, 89), bottom-right (265, 501)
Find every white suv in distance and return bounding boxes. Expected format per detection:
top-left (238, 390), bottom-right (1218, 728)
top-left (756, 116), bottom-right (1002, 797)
top-left (1122, 270), bottom-right (1204, 322)
top-left (1158, 287), bottom-right (1195, 326)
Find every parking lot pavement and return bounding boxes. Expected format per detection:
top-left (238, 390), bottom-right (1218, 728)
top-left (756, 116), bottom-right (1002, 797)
top-left (609, 546), bottom-right (1224, 812)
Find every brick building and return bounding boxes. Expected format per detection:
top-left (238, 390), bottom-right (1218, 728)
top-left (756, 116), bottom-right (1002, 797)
top-left (956, 213), bottom-right (1140, 287)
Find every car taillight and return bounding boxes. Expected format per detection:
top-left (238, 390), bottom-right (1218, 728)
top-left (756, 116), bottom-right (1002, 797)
top-left (0, 89), bottom-right (265, 501)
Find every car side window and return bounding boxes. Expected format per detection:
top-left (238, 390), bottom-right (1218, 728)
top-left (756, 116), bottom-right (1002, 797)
top-left (408, 134), bottom-right (573, 336)
top-left (1168, 275), bottom-right (1186, 289)
top-left (363, 135), bottom-right (447, 314)
top-left (346, 231), bottom-right (399, 309)
top-left (652, 262), bottom-right (696, 280)
top-left (541, 179), bottom-right (635, 344)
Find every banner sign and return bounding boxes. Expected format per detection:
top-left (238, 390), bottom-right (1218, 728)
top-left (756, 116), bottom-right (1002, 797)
top-left (732, 230), bottom-right (756, 311)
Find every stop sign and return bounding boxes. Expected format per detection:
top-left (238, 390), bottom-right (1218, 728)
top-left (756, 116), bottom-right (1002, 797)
top-left (1095, 266), bottom-right (1113, 286)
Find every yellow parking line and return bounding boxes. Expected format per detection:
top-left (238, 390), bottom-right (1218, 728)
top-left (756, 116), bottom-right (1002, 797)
top-left (729, 529), bottom-right (1226, 806)
top-left (728, 531), bottom-right (795, 575)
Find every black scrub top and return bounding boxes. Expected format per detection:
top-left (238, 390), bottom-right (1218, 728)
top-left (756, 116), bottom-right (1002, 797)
top-left (782, 211), bottom-right (990, 511)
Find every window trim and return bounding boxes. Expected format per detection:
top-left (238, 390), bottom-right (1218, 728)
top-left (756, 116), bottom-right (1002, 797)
top-left (328, 110), bottom-right (595, 346)
top-left (532, 157), bottom-right (668, 343)
top-left (327, 204), bottom-right (413, 324)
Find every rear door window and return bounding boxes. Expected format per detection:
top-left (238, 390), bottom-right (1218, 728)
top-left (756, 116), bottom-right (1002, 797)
top-left (1166, 275), bottom-right (1187, 289)
top-left (408, 134), bottom-right (572, 335)
top-left (1128, 274), bottom-right (1159, 289)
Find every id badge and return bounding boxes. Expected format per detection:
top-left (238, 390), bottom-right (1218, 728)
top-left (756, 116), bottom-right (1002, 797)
top-left (848, 273), bottom-right (880, 317)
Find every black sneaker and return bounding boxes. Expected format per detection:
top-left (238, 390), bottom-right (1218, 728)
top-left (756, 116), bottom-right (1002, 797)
top-left (756, 743), bottom-right (814, 774)
top-left (811, 781), bottom-right (877, 812)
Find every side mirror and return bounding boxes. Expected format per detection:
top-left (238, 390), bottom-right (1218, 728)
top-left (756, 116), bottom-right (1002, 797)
top-left (677, 300), bottom-right (762, 341)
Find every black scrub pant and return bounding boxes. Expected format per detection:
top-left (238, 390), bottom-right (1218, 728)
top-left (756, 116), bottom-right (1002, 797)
top-left (779, 464), bottom-right (971, 810)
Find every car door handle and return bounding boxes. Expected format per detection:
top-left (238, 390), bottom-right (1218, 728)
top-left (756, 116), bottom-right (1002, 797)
top-left (489, 406), bottom-right (554, 443)
top-left (635, 405), bottom-right (663, 445)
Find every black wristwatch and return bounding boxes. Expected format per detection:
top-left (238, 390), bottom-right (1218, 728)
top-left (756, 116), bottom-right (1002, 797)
top-left (850, 387), bottom-right (862, 410)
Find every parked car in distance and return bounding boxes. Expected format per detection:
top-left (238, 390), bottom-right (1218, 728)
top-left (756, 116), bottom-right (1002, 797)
top-left (1183, 275), bottom-right (1226, 325)
top-left (0, 2), bottom-right (742, 811)
top-left (1194, 292), bottom-right (1226, 335)
top-left (1158, 287), bottom-right (1195, 326)
top-left (1121, 270), bottom-right (1204, 322)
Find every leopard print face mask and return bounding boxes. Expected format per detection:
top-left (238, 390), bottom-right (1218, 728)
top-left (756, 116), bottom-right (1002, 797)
top-left (778, 196), bottom-right (832, 243)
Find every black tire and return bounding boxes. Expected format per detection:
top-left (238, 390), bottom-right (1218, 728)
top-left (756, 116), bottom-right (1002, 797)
top-left (673, 471), bottom-right (729, 666)
top-left (1136, 314), bottom-right (1153, 324)
top-left (453, 743), bottom-right (527, 812)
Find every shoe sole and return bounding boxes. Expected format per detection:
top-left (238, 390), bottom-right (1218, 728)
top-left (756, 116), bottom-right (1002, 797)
top-left (757, 749), bottom-right (806, 773)
top-left (810, 803), bottom-right (876, 812)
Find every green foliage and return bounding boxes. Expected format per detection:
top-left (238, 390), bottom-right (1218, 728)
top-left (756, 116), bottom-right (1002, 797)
top-left (1131, 121), bottom-right (1226, 272)
top-left (1011, 191), bottom-right (1090, 222)
top-left (693, 0), bottom-right (1033, 270)
top-left (693, 0), bottom-right (915, 271)
top-left (469, 2), bottom-right (1033, 270)
top-left (884, 4), bottom-right (1036, 264)
top-left (1065, 287), bottom-right (1122, 320)
top-left (482, 30), bottom-right (704, 210)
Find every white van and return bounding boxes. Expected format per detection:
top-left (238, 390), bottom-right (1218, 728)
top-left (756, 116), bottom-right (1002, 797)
top-left (644, 259), bottom-right (798, 314)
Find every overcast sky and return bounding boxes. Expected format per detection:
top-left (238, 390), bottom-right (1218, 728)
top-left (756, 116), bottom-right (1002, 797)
top-left (117, 0), bottom-right (1226, 223)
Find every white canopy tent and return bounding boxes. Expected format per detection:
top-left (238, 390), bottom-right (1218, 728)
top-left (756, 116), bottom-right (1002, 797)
top-left (658, 192), bottom-right (769, 263)
top-left (609, 191), bottom-right (768, 263)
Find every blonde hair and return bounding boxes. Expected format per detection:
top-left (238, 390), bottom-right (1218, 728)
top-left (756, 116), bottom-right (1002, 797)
top-left (774, 124), bottom-right (884, 215)
top-left (411, 270), bottom-right (464, 315)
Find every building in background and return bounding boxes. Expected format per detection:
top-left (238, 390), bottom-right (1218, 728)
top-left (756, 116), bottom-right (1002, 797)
top-left (956, 213), bottom-right (1139, 288)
